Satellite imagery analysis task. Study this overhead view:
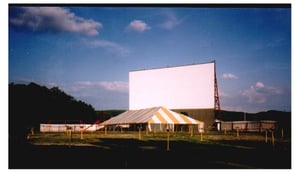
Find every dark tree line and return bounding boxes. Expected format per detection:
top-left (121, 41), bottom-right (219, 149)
top-left (9, 82), bottom-right (96, 138)
top-left (216, 109), bottom-right (291, 137)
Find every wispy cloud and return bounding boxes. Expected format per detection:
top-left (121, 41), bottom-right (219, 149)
top-left (10, 7), bottom-right (102, 36)
top-left (126, 20), bottom-right (151, 32)
top-left (56, 81), bottom-right (129, 110)
top-left (264, 63), bottom-right (290, 70)
top-left (73, 81), bottom-right (129, 94)
top-left (159, 10), bottom-right (182, 30)
top-left (218, 90), bottom-right (232, 98)
top-left (254, 38), bottom-right (286, 51)
top-left (88, 39), bottom-right (130, 56)
top-left (99, 81), bottom-right (129, 93)
top-left (221, 73), bottom-right (239, 79)
top-left (242, 81), bottom-right (283, 104)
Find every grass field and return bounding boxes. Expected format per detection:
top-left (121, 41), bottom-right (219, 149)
top-left (9, 130), bottom-right (291, 169)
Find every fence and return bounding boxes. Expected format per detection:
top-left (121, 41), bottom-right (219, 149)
top-left (220, 120), bottom-right (276, 132)
top-left (40, 124), bottom-right (104, 132)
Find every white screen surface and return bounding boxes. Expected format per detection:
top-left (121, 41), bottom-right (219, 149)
top-left (129, 62), bottom-right (215, 110)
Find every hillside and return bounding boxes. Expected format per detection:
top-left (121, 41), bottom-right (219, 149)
top-left (9, 82), bottom-right (96, 138)
top-left (217, 109), bottom-right (291, 135)
top-left (217, 110), bottom-right (290, 121)
top-left (95, 110), bottom-right (126, 122)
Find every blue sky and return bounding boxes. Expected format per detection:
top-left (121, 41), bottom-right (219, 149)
top-left (8, 5), bottom-right (291, 113)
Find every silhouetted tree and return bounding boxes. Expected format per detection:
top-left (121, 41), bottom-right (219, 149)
top-left (9, 82), bottom-right (96, 140)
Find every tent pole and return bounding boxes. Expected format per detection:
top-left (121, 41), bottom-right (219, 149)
top-left (138, 125), bottom-right (142, 140)
top-left (146, 123), bottom-right (149, 136)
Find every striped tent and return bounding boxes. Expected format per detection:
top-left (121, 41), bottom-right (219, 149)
top-left (101, 106), bottom-right (204, 133)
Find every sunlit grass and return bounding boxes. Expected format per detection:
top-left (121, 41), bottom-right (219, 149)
top-left (20, 130), bottom-right (291, 169)
top-left (29, 130), bottom-right (290, 148)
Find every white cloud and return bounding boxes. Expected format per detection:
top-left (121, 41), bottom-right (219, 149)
top-left (98, 81), bottom-right (129, 93)
top-left (242, 82), bottom-right (283, 104)
top-left (221, 73), bottom-right (239, 79)
top-left (127, 20), bottom-right (150, 32)
top-left (88, 40), bottom-right (130, 56)
top-left (255, 81), bottom-right (265, 88)
top-left (58, 81), bottom-right (129, 110)
top-left (160, 10), bottom-right (181, 30)
top-left (10, 7), bottom-right (102, 36)
top-left (55, 81), bottom-right (128, 98)
top-left (218, 90), bottom-right (231, 98)
top-left (242, 85), bottom-right (266, 104)
top-left (73, 81), bottom-right (129, 93)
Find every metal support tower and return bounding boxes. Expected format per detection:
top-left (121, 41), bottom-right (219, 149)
top-left (214, 60), bottom-right (221, 118)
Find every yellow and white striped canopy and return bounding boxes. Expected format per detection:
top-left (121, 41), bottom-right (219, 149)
top-left (101, 106), bottom-right (203, 125)
top-left (148, 107), bottom-right (201, 124)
